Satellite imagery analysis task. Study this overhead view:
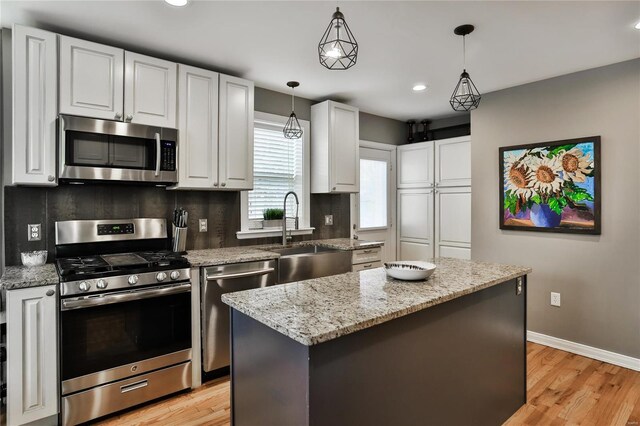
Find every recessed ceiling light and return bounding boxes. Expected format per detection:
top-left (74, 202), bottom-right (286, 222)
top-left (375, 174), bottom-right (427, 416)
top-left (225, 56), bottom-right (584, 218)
top-left (165, 0), bottom-right (188, 7)
top-left (413, 84), bottom-right (427, 92)
top-left (635, 21), bottom-right (640, 30)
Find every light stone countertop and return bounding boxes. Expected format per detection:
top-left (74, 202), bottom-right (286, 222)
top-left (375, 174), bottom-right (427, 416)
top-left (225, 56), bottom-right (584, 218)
top-left (0, 264), bottom-right (59, 291)
top-left (222, 257), bottom-right (532, 346)
top-left (186, 238), bottom-right (383, 268)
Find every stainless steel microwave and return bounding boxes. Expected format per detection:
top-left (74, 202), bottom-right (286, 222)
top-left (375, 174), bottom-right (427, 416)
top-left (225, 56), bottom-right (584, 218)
top-left (58, 115), bottom-right (178, 185)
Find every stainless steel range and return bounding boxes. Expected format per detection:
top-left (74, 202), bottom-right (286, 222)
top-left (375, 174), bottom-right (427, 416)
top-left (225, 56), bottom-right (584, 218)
top-left (55, 218), bottom-right (192, 426)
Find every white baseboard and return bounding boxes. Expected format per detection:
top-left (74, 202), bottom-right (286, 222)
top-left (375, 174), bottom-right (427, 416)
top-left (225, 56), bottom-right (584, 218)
top-left (527, 331), bottom-right (640, 372)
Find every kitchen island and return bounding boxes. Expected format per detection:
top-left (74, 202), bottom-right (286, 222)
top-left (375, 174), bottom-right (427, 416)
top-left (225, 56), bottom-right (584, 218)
top-left (222, 257), bottom-right (531, 426)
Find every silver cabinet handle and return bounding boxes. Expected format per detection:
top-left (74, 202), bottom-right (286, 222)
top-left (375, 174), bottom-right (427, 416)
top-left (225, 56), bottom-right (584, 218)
top-left (221, 182), bottom-right (226, 187)
top-left (154, 132), bottom-right (161, 177)
top-left (332, 186), bottom-right (337, 191)
top-left (46, 289), bottom-right (55, 296)
top-left (125, 114), bottom-right (133, 122)
top-left (120, 379), bottom-right (148, 393)
top-left (213, 182), bottom-right (218, 187)
top-left (362, 263), bottom-right (373, 269)
top-left (115, 112), bottom-right (123, 119)
top-left (206, 267), bottom-right (275, 281)
top-left (47, 175), bottom-right (55, 182)
top-left (363, 249), bottom-right (373, 254)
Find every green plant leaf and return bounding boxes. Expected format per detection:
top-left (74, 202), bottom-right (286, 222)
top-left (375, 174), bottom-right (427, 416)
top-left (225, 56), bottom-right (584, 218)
top-left (531, 194), bottom-right (542, 204)
top-left (547, 197), bottom-right (564, 215)
top-left (547, 144), bottom-right (577, 158)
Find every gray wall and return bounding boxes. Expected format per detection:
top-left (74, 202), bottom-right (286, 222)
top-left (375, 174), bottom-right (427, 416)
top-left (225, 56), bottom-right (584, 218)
top-left (471, 59), bottom-right (640, 358)
top-left (255, 87), bottom-right (406, 145)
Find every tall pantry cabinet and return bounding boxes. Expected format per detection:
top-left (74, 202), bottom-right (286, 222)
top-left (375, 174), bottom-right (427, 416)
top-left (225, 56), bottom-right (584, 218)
top-left (397, 136), bottom-right (471, 260)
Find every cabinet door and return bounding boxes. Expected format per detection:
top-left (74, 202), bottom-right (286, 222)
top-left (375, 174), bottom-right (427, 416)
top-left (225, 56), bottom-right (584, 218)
top-left (124, 52), bottom-right (177, 127)
top-left (397, 142), bottom-right (434, 188)
top-left (397, 188), bottom-right (434, 255)
top-left (7, 285), bottom-right (58, 425)
top-left (218, 74), bottom-right (254, 190)
top-left (59, 36), bottom-right (124, 120)
top-left (435, 186), bottom-right (471, 259)
top-left (11, 25), bottom-right (58, 186)
top-left (175, 65), bottom-right (219, 189)
top-left (435, 136), bottom-right (471, 187)
top-left (399, 241), bottom-right (433, 261)
top-left (330, 102), bottom-right (359, 192)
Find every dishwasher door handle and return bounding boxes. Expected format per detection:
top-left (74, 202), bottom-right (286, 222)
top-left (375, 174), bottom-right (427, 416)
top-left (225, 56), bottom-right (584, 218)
top-left (206, 267), bottom-right (275, 281)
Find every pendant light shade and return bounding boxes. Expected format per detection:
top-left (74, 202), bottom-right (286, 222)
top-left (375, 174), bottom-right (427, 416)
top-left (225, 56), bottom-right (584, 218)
top-left (318, 7), bottom-right (358, 70)
top-left (283, 81), bottom-right (303, 139)
top-left (450, 25), bottom-right (481, 112)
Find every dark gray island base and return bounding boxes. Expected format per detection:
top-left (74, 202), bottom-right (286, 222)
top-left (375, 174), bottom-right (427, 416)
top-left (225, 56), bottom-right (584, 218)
top-left (223, 259), bottom-right (530, 426)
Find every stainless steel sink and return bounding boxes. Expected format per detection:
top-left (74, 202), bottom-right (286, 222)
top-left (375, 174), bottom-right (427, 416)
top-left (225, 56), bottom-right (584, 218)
top-left (272, 245), bottom-right (352, 284)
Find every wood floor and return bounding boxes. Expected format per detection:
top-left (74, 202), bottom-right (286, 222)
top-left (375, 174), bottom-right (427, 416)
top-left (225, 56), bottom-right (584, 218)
top-left (95, 343), bottom-right (640, 426)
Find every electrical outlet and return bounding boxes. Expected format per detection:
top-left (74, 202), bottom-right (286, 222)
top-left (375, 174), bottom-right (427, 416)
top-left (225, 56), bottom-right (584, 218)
top-left (28, 224), bottom-right (41, 241)
top-left (199, 219), bottom-right (208, 232)
top-left (550, 292), bottom-right (561, 307)
top-left (324, 215), bottom-right (334, 226)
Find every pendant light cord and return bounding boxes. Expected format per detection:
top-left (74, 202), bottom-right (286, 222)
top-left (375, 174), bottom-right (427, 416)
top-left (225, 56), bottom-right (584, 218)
top-left (291, 88), bottom-right (295, 111)
top-left (462, 35), bottom-right (466, 70)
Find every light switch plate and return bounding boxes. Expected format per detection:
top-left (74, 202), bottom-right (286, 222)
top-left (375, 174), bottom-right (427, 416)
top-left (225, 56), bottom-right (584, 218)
top-left (28, 224), bottom-right (41, 241)
top-left (324, 215), bottom-right (334, 226)
top-left (199, 219), bottom-right (208, 232)
top-left (550, 292), bottom-right (561, 307)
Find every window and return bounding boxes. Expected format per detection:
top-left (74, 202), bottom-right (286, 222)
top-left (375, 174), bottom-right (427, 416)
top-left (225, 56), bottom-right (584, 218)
top-left (238, 112), bottom-right (311, 238)
top-left (359, 158), bottom-right (388, 228)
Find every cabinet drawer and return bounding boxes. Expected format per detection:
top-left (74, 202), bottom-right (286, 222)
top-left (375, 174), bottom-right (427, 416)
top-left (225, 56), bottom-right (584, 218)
top-left (352, 247), bottom-right (382, 265)
top-left (352, 261), bottom-right (382, 272)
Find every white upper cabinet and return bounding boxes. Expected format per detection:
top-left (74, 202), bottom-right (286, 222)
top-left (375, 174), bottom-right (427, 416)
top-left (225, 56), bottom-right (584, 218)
top-left (7, 25), bottom-right (58, 186)
top-left (435, 186), bottom-right (471, 259)
top-left (218, 74), bottom-right (254, 190)
top-left (60, 37), bottom-right (177, 127)
top-left (7, 285), bottom-right (59, 426)
top-left (435, 136), bottom-right (471, 187)
top-left (59, 36), bottom-right (124, 121)
top-left (174, 64), bottom-right (219, 189)
top-left (124, 52), bottom-right (177, 127)
top-left (397, 141), bottom-right (434, 188)
top-left (311, 100), bottom-right (359, 193)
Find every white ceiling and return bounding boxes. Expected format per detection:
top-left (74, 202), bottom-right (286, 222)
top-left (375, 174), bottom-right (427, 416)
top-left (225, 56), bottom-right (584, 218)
top-left (2, 1), bottom-right (639, 121)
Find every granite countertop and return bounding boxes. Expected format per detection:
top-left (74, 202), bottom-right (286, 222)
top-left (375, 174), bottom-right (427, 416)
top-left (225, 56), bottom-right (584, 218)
top-left (222, 257), bottom-right (532, 346)
top-left (0, 264), bottom-right (59, 291)
top-left (186, 238), bottom-right (383, 268)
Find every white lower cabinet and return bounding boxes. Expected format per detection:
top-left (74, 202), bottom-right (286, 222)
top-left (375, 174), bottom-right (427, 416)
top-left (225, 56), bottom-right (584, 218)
top-left (435, 186), bottom-right (471, 259)
top-left (397, 188), bottom-right (434, 260)
top-left (7, 285), bottom-right (59, 425)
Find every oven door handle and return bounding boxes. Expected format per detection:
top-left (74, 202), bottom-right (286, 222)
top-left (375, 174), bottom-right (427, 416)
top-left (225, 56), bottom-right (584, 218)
top-left (61, 283), bottom-right (191, 311)
top-left (154, 132), bottom-right (161, 177)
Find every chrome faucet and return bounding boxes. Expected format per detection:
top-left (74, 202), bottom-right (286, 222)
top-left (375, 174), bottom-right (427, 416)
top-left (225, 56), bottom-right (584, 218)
top-left (283, 191), bottom-right (299, 245)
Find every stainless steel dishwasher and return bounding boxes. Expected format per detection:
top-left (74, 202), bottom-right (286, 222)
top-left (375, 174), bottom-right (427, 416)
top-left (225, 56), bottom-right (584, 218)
top-left (202, 260), bottom-right (276, 373)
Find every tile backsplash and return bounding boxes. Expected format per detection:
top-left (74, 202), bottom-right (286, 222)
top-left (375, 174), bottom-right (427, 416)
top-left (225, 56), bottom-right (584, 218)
top-left (4, 185), bottom-right (350, 266)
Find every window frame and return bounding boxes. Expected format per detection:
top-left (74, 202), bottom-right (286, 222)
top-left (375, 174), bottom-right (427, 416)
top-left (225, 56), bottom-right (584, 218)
top-left (237, 111), bottom-right (313, 239)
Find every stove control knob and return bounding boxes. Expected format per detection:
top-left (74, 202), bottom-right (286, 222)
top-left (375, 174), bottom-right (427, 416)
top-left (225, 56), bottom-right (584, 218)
top-left (78, 281), bottom-right (91, 292)
top-left (96, 279), bottom-right (108, 289)
top-left (170, 270), bottom-right (180, 280)
top-left (128, 275), bottom-right (139, 285)
top-left (156, 272), bottom-right (167, 282)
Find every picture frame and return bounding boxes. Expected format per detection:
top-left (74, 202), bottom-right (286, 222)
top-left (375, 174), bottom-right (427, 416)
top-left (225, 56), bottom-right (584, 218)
top-left (499, 136), bottom-right (601, 235)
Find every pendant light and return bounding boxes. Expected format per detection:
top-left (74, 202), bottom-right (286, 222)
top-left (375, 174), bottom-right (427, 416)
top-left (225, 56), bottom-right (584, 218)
top-left (450, 24), bottom-right (481, 112)
top-left (283, 81), bottom-right (303, 139)
top-left (318, 7), bottom-right (358, 70)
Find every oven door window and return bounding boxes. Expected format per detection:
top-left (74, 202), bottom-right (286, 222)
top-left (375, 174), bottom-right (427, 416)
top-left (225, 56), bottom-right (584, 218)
top-left (60, 291), bottom-right (191, 381)
top-left (65, 131), bottom-right (156, 170)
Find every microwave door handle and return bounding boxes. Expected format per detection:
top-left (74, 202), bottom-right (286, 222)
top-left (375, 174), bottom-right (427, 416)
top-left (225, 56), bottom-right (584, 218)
top-left (155, 132), bottom-right (161, 177)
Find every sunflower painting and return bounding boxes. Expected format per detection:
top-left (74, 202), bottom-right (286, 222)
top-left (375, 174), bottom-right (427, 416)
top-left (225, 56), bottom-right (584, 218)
top-left (499, 136), bottom-right (601, 234)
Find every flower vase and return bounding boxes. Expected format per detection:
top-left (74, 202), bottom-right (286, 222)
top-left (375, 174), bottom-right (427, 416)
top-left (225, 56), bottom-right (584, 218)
top-left (530, 203), bottom-right (562, 228)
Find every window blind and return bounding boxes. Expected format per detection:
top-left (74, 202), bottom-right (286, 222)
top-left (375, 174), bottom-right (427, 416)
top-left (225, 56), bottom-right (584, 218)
top-left (248, 125), bottom-right (304, 222)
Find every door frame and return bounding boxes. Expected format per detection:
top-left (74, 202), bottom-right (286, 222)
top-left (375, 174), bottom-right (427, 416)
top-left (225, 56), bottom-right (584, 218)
top-left (350, 140), bottom-right (397, 259)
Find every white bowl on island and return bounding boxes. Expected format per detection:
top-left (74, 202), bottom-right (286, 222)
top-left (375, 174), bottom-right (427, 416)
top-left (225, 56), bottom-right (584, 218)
top-left (384, 261), bottom-right (436, 281)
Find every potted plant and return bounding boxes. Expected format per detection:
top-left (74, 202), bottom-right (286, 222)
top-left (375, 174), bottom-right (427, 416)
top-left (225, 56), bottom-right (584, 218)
top-left (263, 208), bottom-right (285, 229)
